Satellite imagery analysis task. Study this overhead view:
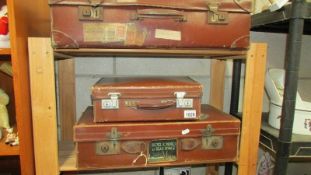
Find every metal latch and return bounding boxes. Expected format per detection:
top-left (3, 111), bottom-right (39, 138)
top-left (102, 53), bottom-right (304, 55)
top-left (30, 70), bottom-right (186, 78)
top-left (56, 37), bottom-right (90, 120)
top-left (96, 127), bottom-right (121, 155)
top-left (207, 3), bottom-right (228, 24)
top-left (78, 4), bottom-right (103, 21)
top-left (202, 124), bottom-right (224, 150)
top-left (175, 92), bottom-right (193, 108)
top-left (203, 124), bottom-right (214, 137)
top-left (101, 92), bottom-right (120, 109)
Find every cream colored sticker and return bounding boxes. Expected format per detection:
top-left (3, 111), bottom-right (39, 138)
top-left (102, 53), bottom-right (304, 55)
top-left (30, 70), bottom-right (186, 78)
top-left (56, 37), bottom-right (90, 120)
top-left (124, 23), bottom-right (147, 46)
top-left (83, 23), bottom-right (127, 43)
top-left (155, 29), bottom-right (181, 41)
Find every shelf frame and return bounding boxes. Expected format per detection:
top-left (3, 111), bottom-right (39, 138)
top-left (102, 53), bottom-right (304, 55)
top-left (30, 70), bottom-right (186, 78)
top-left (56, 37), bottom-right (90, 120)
top-left (0, 128), bottom-right (19, 156)
top-left (0, 138), bottom-right (19, 156)
top-left (53, 48), bottom-right (247, 59)
top-left (0, 142), bottom-right (19, 156)
top-left (260, 116), bottom-right (311, 162)
top-left (251, 2), bottom-right (311, 34)
top-left (0, 48), bottom-right (11, 56)
top-left (29, 37), bottom-right (267, 175)
top-left (7, 0), bottom-right (35, 174)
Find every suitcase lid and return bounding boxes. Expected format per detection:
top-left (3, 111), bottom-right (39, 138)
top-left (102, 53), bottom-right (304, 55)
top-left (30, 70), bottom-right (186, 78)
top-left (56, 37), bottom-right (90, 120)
top-left (91, 77), bottom-right (202, 99)
top-left (74, 105), bottom-right (240, 142)
top-left (49, 0), bottom-right (252, 13)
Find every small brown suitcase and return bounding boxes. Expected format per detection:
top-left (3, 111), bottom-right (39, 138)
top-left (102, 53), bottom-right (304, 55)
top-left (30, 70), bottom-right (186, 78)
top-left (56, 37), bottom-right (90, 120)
top-left (74, 105), bottom-right (240, 169)
top-left (49, 0), bottom-right (251, 49)
top-left (92, 77), bottom-right (202, 122)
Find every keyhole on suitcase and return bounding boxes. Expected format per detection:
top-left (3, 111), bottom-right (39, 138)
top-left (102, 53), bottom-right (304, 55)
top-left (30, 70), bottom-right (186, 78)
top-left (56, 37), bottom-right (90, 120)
top-left (100, 142), bottom-right (118, 153)
top-left (101, 143), bottom-right (109, 153)
top-left (96, 141), bottom-right (121, 155)
top-left (202, 136), bottom-right (224, 150)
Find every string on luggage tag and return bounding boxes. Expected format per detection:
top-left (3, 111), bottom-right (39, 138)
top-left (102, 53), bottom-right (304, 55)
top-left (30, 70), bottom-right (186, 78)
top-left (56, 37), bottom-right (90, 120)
top-left (132, 151), bottom-right (147, 166)
top-left (132, 142), bottom-right (147, 166)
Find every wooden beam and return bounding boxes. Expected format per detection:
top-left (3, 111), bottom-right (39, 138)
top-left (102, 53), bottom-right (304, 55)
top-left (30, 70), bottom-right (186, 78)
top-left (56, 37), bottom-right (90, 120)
top-left (58, 59), bottom-right (76, 141)
top-left (210, 59), bottom-right (226, 109)
top-left (7, 0), bottom-right (36, 173)
top-left (54, 48), bottom-right (247, 58)
top-left (29, 37), bottom-right (59, 175)
top-left (207, 59), bottom-right (226, 175)
top-left (238, 43), bottom-right (267, 175)
top-left (22, 0), bottom-right (51, 37)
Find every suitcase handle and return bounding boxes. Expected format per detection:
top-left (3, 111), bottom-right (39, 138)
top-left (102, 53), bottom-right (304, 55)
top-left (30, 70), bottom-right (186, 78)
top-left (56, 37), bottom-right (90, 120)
top-left (131, 9), bottom-right (187, 22)
top-left (135, 100), bottom-right (176, 110)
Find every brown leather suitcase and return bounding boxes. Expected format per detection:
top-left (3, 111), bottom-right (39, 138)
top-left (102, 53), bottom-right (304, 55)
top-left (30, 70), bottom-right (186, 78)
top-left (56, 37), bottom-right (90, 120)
top-left (92, 77), bottom-right (202, 122)
top-left (74, 105), bottom-right (240, 169)
top-left (49, 0), bottom-right (251, 49)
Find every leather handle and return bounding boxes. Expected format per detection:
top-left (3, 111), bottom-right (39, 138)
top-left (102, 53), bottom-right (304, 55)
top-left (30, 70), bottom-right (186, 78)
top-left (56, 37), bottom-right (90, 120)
top-left (135, 100), bottom-right (176, 110)
top-left (50, 0), bottom-right (103, 5)
top-left (131, 9), bottom-right (187, 22)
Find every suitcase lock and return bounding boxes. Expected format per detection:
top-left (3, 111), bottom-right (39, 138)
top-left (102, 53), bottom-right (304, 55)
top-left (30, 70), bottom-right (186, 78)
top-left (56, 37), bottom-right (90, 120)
top-left (202, 124), bottom-right (224, 150)
top-left (207, 3), bottom-right (228, 24)
top-left (96, 127), bottom-right (121, 155)
top-left (101, 92), bottom-right (120, 109)
top-left (78, 4), bottom-right (103, 21)
top-left (175, 92), bottom-right (193, 108)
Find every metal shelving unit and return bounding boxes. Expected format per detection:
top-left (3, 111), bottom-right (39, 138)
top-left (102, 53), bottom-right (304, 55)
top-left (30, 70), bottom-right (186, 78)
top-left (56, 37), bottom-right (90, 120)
top-left (250, 0), bottom-right (311, 174)
top-left (252, 2), bottom-right (311, 34)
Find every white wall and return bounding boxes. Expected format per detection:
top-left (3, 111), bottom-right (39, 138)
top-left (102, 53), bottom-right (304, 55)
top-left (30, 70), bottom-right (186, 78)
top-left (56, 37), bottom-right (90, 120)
top-left (57, 32), bottom-right (311, 175)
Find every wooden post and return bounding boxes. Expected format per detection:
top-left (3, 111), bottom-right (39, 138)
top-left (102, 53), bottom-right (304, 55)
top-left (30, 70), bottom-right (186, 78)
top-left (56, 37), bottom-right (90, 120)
top-left (58, 59), bottom-right (76, 141)
top-left (210, 59), bottom-right (226, 109)
top-left (207, 59), bottom-right (226, 175)
top-left (238, 43), bottom-right (267, 175)
top-left (29, 37), bottom-right (59, 175)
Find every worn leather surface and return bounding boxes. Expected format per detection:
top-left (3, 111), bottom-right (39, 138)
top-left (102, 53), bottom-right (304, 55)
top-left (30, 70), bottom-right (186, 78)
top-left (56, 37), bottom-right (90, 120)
top-left (49, 0), bottom-right (252, 12)
top-left (92, 77), bottom-right (202, 122)
top-left (92, 77), bottom-right (202, 98)
top-left (75, 105), bottom-right (240, 169)
top-left (50, 0), bottom-right (250, 49)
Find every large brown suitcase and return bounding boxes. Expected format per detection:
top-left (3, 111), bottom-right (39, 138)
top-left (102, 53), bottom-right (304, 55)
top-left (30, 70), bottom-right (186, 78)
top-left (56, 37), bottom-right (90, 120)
top-left (74, 105), bottom-right (240, 169)
top-left (92, 77), bottom-right (202, 122)
top-left (49, 0), bottom-right (251, 49)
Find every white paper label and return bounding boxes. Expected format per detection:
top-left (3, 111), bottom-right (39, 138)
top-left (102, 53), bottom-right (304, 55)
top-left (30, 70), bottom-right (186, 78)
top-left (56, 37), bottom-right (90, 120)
top-left (177, 99), bottom-right (193, 108)
top-left (184, 110), bottom-right (196, 119)
top-left (155, 29), bottom-right (181, 41)
top-left (181, 129), bottom-right (190, 135)
top-left (101, 99), bottom-right (119, 109)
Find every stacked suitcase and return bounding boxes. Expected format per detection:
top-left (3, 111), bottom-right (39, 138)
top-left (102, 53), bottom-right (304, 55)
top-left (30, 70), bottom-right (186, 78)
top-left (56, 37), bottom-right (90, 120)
top-left (49, 0), bottom-right (250, 169)
top-left (74, 77), bottom-right (241, 169)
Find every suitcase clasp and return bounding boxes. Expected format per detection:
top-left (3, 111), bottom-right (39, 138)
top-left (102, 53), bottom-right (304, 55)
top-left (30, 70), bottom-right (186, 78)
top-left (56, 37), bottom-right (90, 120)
top-left (207, 3), bottom-right (229, 24)
top-left (101, 93), bottom-right (120, 109)
top-left (202, 124), bottom-right (214, 137)
top-left (202, 124), bottom-right (224, 150)
top-left (175, 92), bottom-right (193, 108)
top-left (78, 6), bottom-right (103, 21)
top-left (107, 127), bottom-right (121, 140)
top-left (96, 127), bottom-right (122, 155)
